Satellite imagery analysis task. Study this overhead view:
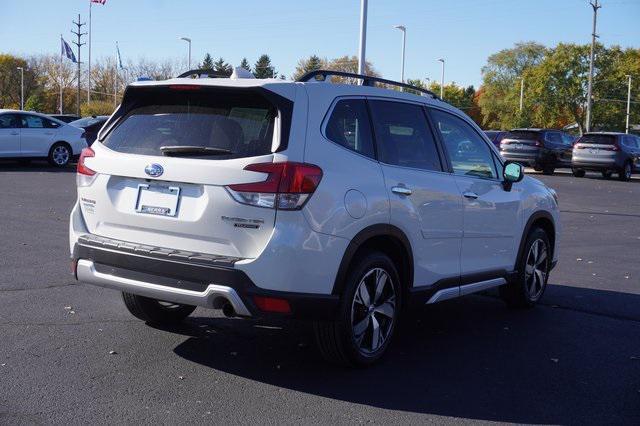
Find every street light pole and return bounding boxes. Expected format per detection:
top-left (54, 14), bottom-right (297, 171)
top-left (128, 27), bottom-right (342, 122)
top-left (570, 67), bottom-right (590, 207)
top-left (585, 0), bottom-right (601, 133)
top-left (358, 0), bottom-right (368, 77)
top-left (180, 37), bottom-right (192, 69)
top-left (519, 76), bottom-right (525, 112)
top-left (16, 67), bottom-right (24, 110)
top-left (626, 75), bottom-right (632, 134)
top-left (394, 25), bottom-right (406, 83)
top-left (438, 58), bottom-right (445, 100)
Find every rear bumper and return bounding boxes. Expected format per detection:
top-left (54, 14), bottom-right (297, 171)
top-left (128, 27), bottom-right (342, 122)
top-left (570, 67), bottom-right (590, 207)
top-left (571, 160), bottom-right (618, 171)
top-left (72, 234), bottom-right (340, 321)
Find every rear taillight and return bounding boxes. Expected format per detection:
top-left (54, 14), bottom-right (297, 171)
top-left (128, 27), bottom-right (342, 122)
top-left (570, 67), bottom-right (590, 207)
top-left (611, 142), bottom-right (620, 151)
top-left (226, 162), bottom-right (323, 210)
top-left (76, 147), bottom-right (97, 187)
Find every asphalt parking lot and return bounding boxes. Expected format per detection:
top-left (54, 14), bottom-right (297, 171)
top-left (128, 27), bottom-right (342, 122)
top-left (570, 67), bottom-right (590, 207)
top-left (1, 162), bottom-right (639, 424)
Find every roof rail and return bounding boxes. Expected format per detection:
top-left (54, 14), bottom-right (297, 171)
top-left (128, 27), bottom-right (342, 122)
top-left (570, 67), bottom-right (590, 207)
top-left (296, 69), bottom-right (440, 99)
top-left (177, 69), bottom-right (232, 79)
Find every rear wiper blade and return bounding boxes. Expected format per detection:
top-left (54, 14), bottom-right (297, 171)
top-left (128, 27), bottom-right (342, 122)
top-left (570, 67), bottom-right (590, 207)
top-left (160, 145), bottom-right (233, 156)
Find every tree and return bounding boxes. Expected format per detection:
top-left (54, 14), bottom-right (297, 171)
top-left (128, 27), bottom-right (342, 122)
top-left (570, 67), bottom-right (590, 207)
top-left (0, 54), bottom-right (33, 109)
top-left (253, 54), bottom-right (277, 79)
top-left (200, 53), bottom-right (214, 70)
top-left (478, 42), bottom-right (548, 129)
top-left (81, 100), bottom-right (115, 116)
top-left (214, 57), bottom-right (232, 74)
top-left (239, 57), bottom-right (251, 72)
top-left (292, 55), bottom-right (325, 80)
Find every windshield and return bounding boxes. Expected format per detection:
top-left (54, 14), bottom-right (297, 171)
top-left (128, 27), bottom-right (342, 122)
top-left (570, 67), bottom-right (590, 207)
top-left (505, 130), bottom-right (540, 140)
top-left (102, 88), bottom-right (277, 159)
top-left (578, 134), bottom-right (617, 145)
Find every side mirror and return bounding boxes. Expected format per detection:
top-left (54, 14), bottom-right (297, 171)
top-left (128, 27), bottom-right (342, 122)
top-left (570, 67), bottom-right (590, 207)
top-left (503, 161), bottom-right (524, 191)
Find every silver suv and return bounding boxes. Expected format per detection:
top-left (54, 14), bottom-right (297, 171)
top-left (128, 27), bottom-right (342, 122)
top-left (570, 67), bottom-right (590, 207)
top-left (572, 132), bottom-right (640, 181)
top-left (70, 70), bottom-right (560, 366)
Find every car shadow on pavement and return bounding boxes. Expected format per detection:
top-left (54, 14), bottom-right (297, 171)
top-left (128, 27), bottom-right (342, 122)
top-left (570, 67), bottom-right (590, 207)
top-left (166, 285), bottom-right (640, 424)
top-left (0, 160), bottom-right (76, 172)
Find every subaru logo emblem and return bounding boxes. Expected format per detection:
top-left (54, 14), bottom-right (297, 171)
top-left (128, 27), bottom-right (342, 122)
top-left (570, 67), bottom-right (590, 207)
top-left (144, 163), bottom-right (164, 178)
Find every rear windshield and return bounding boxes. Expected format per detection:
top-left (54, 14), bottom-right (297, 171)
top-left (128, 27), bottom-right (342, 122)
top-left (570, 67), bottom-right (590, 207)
top-left (505, 130), bottom-right (540, 140)
top-left (578, 134), bottom-right (617, 145)
top-left (102, 88), bottom-right (277, 159)
top-left (70, 116), bottom-right (107, 128)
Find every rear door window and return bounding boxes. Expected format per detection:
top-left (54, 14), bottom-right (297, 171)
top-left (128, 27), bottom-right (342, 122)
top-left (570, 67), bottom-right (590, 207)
top-left (324, 99), bottom-right (375, 158)
top-left (368, 100), bottom-right (442, 172)
top-left (103, 88), bottom-right (278, 159)
top-left (0, 114), bottom-right (20, 129)
top-left (21, 115), bottom-right (45, 128)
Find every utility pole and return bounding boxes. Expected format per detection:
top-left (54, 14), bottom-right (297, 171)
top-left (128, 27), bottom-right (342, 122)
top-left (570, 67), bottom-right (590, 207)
top-left (438, 58), bottom-right (445, 100)
top-left (16, 67), bottom-right (24, 110)
top-left (519, 76), bottom-right (525, 112)
top-left (626, 75), bottom-right (632, 134)
top-left (180, 37), bottom-right (192, 69)
top-left (71, 14), bottom-right (86, 116)
top-left (358, 0), bottom-right (368, 77)
top-left (394, 25), bottom-right (406, 83)
top-left (585, 0), bottom-right (601, 133)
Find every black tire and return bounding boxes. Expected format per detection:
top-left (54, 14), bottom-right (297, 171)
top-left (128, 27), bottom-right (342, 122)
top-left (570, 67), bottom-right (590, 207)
top-left (542, 166), bottom-right (555, 175)
top-left (121, 292), bottom-right (196, 325)
top-left (48, 142), bottom-right (72, 167)
top-left (314, 252), bottom-right (402, 367)
top-left (618, 162), bottom-right (632, 182)
top-left (500, 227), bottom-right (551, 309)
top-left (572, 168), bottom-right (585, 178)
top-left (601, 170), bottom-right (613, 179)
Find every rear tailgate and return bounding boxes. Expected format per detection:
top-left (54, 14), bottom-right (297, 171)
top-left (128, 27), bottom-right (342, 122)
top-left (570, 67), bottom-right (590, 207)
top-left (573, 134), bottom-right (618, 164)
top-left (77, 83), bottom-right (296, 259)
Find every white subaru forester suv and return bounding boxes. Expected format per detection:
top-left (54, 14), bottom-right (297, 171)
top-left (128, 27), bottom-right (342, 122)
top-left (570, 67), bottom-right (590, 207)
top-left (70, 69), bottom-right (560, 366)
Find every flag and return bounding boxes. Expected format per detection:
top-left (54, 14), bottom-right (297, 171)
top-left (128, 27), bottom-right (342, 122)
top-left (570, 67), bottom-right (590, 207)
top-left (116, 42), bottom-right (124, 69)
top-left (91, 0), bottom-right (106, 4)
top-left (61, 37), bottom-right (77, 63)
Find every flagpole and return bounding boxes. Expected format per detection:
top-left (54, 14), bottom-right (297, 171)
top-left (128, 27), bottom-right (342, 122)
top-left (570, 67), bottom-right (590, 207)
top-left (60, 34), bottom-right (63, 114)
top-left (87, 0), bottom-right (92, 103)
top-left (114, 42), bottom-right (118, 108)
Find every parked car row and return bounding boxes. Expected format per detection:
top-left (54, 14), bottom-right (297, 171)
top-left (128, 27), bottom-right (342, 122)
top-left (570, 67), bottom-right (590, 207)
top-left (484, 128), bottom-right (639, 181)
top-left (0, 110), bottom-right (108, 167)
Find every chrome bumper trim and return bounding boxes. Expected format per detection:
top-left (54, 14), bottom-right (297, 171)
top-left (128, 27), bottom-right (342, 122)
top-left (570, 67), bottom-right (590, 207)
top-left (76, 259), bottom-right (252, 316)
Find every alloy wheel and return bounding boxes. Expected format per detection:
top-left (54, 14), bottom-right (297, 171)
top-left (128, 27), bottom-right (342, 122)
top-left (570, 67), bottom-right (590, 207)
top-left (52, 146), bottom-right (70, 165)
top-left (351, 268), bottom-right (396, 355)
top-left (524, 239), bottom-right (548, 301)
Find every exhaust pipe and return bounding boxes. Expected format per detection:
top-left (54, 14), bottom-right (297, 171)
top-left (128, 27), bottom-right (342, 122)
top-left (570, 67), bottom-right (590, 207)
top-left (222, 302), bottom-right (236, 318)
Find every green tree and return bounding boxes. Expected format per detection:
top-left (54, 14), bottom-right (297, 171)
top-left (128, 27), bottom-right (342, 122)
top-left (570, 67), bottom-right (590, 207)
top-left (253, 54), bottom-right (277, 79)
top-left (81, 100), bottom-right (115, 116)
top-left (24, 90), bottom-right (45, 112)
top-left (0, 54), bottom-right (31, 108)
top-left (200, 53), bottom-right (214, 70)
top-left (478, 42), bottom-right (548, 129)
top-left (292, 55), bottom-right (325, 80)
top-left (214, 57), bottom-right (232, 74)
top-left (239, 57), bottom-right (251, 72)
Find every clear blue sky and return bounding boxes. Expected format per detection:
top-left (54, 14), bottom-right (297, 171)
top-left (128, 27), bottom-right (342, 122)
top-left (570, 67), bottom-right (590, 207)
top-left (2, 0), bottom-right (639, 87)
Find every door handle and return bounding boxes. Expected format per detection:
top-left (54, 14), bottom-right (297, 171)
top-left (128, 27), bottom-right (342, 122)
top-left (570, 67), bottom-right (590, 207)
top-left (391, 186), bottom-right (412, 196)
top-left (463, 191), bottom-right (479, 199)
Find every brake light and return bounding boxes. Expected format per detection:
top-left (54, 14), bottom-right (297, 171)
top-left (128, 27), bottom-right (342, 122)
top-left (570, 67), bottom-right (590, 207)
top-left (226, 162), bottom-right (323, 210)
top-left (168, 85), bottom-right (201, 91)
top-left (611, 142), bottom-right (620, 151)
top-left (253, 296), bottom-right (291, 314)
top-left (77, 147), bottom-right (95, 176)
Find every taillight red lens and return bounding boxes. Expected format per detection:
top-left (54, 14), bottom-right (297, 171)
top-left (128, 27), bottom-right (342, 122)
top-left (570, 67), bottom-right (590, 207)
top-left (77, 147), bottom-right (95, 176)
top-left (227, 162), bottom-right (323, 210)
top-left (253, 296), bottom-right (291, 314)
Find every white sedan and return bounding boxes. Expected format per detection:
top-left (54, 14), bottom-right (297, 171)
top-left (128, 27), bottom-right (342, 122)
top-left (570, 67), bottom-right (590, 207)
top-left (0, 110), bottom-right (88, 167)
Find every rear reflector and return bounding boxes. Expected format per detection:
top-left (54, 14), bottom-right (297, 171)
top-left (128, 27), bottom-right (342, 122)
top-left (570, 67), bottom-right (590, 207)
top-left (253, 296), bottom-right (291, 314)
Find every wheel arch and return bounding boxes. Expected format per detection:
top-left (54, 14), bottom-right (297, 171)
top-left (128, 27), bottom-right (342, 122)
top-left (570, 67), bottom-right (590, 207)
top-left (515, 210), bottom-right (556, 272)
top-left (332, 224), bottom-right (414, 297)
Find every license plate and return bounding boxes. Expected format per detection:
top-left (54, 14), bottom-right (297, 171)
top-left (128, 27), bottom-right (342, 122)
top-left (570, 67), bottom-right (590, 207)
top-left (589, 149), bottom-right (599, 154)
top-left (515, 143), bottom-right (523, 150)
top-left (135, 184), bottom-right (180, 217)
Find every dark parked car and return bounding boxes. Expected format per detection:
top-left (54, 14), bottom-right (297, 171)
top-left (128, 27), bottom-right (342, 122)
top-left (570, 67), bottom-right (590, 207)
top-left (572, 132), bottom-right (640, 181)
top-left (69, 116), bottom-right (109, 145)
top-left (500, 128), bottom-right (574, 175)
top-left (484, 130), bottom-right (507, 148)
top-left (49, 114), bottom-right (81, 123)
